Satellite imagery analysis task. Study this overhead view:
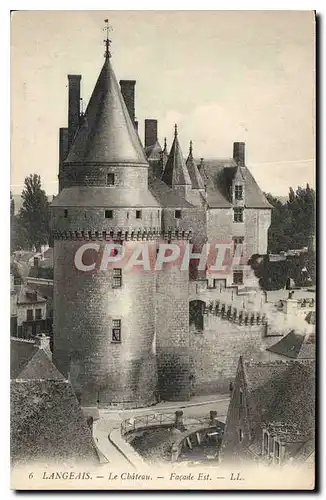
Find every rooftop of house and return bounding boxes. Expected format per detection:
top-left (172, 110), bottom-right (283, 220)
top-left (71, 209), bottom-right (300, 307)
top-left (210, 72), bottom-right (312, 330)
top-left (11, 379), bottom-right (98, 465)
top-left (242, 358), bottom-right (315, 437)
top-left (267, 330), bottom-right (315, 360)
top-left (11, 337), bottom-right (98, 465)
top-left (199, 159), bottom-right (273, 209)
top-left (14, 284), bottom-right (47, 305)
top-left (11, 337), bottom-right (39, 379)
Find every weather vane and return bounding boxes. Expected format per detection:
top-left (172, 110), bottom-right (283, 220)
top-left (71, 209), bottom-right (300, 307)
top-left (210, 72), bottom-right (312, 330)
top-left (103, 19), bottom-right (113, 59)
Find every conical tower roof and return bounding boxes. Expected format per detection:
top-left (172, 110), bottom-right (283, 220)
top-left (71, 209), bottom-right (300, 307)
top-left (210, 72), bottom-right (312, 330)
top-left (162, 125), bottom-right (191, 187)
top-left (186, 141), bottom-right (205, 190)
top-left (65, 55), bottom-right (147, 166)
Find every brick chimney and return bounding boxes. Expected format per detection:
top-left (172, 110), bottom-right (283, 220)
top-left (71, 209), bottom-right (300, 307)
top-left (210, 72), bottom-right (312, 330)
top-left (120, 80), bottom-right (136, 125)
top-left (233, 142), bottom-right (245, 167)
top-left (145, 119), bottom-right (158, 148)
top-left (67, 75), bottom-right (82, 150)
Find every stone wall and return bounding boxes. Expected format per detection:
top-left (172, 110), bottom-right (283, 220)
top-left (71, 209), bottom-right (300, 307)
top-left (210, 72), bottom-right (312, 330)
top-left (155, 244), bottom-right (191, 401)
top-left (190, 314), bottom-right (279, 394)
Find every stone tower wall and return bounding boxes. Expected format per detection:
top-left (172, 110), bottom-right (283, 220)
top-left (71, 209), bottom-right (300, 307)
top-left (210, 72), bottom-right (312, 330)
top-left (53, 238), bottom-right (158, 408)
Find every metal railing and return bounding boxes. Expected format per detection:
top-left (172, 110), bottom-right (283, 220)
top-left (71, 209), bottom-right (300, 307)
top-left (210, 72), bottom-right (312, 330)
top-left (121, 412), bottom-right (177, 436)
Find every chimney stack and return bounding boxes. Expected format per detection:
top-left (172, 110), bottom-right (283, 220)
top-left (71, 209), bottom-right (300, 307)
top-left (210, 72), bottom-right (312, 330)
top-left (120, 80), bottom-right (136, 125)
top-left (68, 75), bottom-right (82, 150)
top-left (233, 142), bottom-right (246, 167)
top-left (145, 119), bottom-right (158, 148)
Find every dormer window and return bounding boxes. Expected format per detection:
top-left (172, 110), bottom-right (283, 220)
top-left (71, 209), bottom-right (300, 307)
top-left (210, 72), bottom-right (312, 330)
top-left (107, 173), bottom-right (115, 186)
top-left (235, 184), bottom-right (243, 200)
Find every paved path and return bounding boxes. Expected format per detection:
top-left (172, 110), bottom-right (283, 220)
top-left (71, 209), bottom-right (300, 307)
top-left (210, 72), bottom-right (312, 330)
top-left (93, 394), bottom-right (230, 466)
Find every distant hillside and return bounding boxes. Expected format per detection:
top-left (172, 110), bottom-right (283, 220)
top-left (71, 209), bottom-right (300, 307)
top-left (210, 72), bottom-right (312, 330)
top-left (11, 194), bottom-right (55, 215)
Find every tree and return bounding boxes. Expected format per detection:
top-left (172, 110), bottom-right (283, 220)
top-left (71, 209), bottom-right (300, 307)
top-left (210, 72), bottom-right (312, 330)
top-left (265, 185), bottom-right (315, 253)
top-left (19, 174), bottom-right (50, 251)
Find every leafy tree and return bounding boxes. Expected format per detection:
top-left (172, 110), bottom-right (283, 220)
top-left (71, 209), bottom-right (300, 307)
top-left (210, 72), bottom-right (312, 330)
top-left (18, 174), bottom-right (50, 252)
top-left (265, 185), bottom-right (315, 253)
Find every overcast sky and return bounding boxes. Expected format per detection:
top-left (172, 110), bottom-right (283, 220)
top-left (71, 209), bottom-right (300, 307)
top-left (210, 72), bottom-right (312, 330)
top-left (11, 10), bottom-right (315, 196)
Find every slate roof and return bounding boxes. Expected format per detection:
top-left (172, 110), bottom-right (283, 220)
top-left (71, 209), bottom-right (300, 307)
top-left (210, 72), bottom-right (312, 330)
top-left (145, 140), bottom-right (163, 161)
top-left (267, 330), bottom-right (315, 360)
top-left (242, 358), bottom-right (315, 437)
top-left (162, 127), bottom-right (191, 187)
top-left (65, 56), bottom-right (147, 166)
top-left (186, 143), bottom-right (205, 190)
top-left (51, 185), bottom-right (160, 208)
top-left (17, 349), bottom-right (64, 381)
top-left (148, 172), bottom-right (194, 208)
top-left (11, 337), bottom-right (39, 379)
top-left (11, 379), bottom-right (98, 465)
top-left (198, 159), bottom-right (273, 209)
top-left (14, 284), bottom-right (47, 305)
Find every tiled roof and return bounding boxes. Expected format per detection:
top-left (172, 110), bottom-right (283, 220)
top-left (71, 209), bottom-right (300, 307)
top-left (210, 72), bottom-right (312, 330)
top-left (65, 57), bottom-right (147, 166)
top-left (243, 358), bottom-right (315, 435)
top-left (162, 127), bottom-right (191, 187)
top-left (14, 284), bottom-right (47, 305)
top-left (11, 337), bottom-right (39, 378)
top-left (199, 159), bottom-right (273, 209)
top-left (11, 379), bottom-right (98, 465)
top-left (17, 349), bottom-right (65, 381)
top-left (51, 185), bottom-right (160, 208)
top-left (267, 330), bottom-right (315, 359)
top-left (148, 172), bottom-right (194, 208)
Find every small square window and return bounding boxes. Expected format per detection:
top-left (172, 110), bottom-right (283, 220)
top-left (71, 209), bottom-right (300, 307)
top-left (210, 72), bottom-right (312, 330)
top-left (107, 173), bottom-right (115, 186)
top-left (175, 210), bottom-right (181, 219)
top-left (112, 319), bottom-right (121, 343)
top-left (136, 210), bottom-right (142, 219)
top-left (235, 184), bottom-right (244, 200)
top-left (233, 208), bottom-right (244, 223)
top-left (112, 268), bottom-right (122, 288)
top-left (233, 270), bottom-right (243, 285)
top-left (26, 309), bottom-right (33, 321)
top-left (105, 210), bottom-right (113, 219)
top-left (64, 209), bottom-right (68, 218)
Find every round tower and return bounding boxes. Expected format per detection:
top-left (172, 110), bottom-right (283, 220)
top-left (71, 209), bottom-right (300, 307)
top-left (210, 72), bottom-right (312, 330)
top-left (51, 44), bottom-right (160, 408)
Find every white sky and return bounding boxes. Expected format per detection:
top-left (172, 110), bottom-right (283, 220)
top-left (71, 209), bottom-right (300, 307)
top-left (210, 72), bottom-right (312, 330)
top-left (11, 10), bottom-right (315, 196)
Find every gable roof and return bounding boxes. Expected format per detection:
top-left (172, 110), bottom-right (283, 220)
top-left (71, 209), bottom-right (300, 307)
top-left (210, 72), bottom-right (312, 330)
top-left (199, 159), bottom-right (273, 209)
top-left (267, 330), bottom-right (315, 359)
top-left (65, 56), bottom-right (147, 166)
